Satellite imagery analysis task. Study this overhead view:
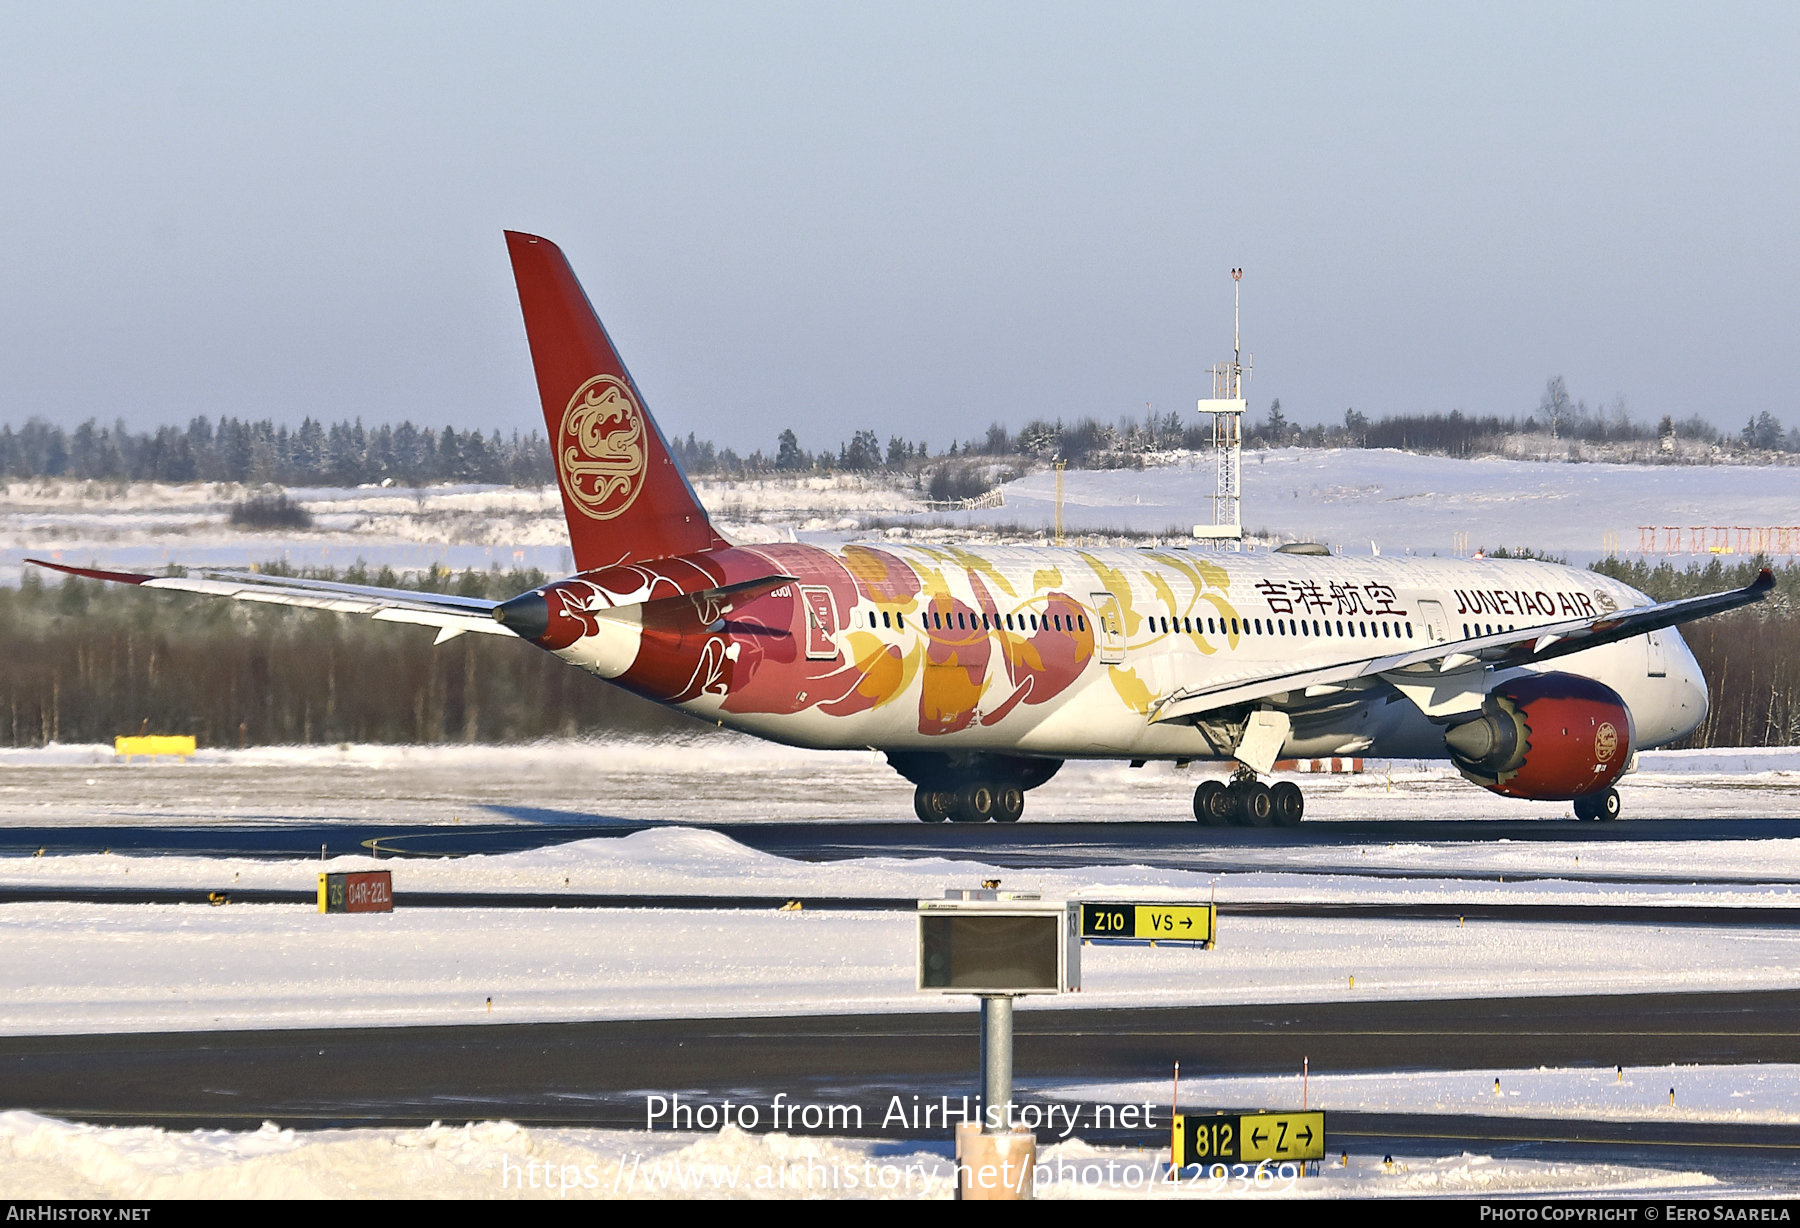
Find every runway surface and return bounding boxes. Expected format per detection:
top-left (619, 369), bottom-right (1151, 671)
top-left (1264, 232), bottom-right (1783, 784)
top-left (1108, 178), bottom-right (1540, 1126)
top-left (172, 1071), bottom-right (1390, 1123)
top-left (7, 989), bottom-right (1799, 1136)
top-left (3, 885), bottom-right (1799, 928)
top-left (6, 816), bottom-right (1800, 876)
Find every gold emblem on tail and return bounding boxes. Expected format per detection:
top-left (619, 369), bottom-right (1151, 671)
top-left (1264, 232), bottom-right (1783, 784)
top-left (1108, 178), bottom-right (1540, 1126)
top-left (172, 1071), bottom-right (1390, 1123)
top-left (558, 374), bottom-right (647, 520)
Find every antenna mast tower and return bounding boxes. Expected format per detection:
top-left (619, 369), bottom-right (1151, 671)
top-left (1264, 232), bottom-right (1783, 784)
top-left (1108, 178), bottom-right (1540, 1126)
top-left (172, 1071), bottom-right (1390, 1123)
top-left (1192, 268), bottom-right (1250, 545)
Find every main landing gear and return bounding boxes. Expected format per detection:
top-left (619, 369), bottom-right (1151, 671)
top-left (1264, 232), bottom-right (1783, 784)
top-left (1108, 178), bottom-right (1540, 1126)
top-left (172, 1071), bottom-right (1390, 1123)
top-left (1572, 787), bottom-right (1621, 822)
top-left (893, 752), bottom-right (1062, 825)
top-left (914, 782), bottom-right (1025, 824)
top-left (1193, 771), bottom-right (1305, 828)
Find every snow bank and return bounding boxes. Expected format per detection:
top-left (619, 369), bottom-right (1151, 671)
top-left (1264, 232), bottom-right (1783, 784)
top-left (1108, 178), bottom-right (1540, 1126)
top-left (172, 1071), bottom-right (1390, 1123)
top-left (9, 824), bottom-right (1800, 901)
top-left (0, 1113), bottom-right (1723, 1199)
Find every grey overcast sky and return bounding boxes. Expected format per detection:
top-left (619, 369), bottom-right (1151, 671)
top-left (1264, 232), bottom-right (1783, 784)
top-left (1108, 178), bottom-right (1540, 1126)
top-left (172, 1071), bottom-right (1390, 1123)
top-left (0, 3), bottom-right (1794, 453)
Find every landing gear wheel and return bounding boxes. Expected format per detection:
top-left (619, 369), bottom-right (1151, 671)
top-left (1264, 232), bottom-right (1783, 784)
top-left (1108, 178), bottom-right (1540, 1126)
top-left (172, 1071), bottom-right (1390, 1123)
top-left (1229, 781), bottom-right (1274, 827)
top-left (1270, 780), bottom-right (1305, 827)
top-left (914, 786), bottom-right (953, 823)
top-left (951, 781), bottom-right (997, 823)
top-left (993, 785), bottom-right (1025, 823)
top-left (1193, 780), bottom-right (1233, 826)
top-left (1595, 787), bottom-right (1620, 821)
top-left (1572, 787), bottom-right (1621, 822)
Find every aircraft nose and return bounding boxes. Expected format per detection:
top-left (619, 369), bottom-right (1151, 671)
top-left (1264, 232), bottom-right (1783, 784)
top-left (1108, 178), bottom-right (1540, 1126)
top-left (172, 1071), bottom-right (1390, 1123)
top-left (1664, 632), bottom-right (1709, 744)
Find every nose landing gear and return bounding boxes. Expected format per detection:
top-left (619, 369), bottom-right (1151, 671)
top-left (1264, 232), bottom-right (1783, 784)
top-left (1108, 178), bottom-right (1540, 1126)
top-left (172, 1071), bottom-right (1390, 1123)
top-left (1572, 787), bottom-right (1621, 821)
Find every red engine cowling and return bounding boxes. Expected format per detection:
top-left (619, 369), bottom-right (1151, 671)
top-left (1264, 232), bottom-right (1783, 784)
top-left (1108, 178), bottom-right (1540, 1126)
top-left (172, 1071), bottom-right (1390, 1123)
top-left (1444, 672), bottom-right (1634, 800)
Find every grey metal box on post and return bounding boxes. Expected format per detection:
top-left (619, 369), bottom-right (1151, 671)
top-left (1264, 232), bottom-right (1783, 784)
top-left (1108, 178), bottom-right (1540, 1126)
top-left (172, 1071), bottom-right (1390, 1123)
top-left (916, 890), bottom-right (1079, 1201)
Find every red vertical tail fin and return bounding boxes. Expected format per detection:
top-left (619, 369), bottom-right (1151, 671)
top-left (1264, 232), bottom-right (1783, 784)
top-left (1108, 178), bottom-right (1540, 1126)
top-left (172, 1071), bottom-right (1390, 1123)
top-left (505, 231), bottom-right (723, 571)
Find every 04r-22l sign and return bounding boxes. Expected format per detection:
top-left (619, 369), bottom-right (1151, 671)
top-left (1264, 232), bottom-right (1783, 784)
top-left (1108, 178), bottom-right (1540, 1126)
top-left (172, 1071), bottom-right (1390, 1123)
top-left (1079, 903), bottom-right (1214, 944)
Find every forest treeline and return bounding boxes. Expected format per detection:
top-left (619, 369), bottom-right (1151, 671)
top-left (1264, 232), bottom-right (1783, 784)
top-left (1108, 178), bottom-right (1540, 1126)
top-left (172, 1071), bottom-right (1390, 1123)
top-left (0, 557), bottom-right (1790, 750)
top-left (0, 564), bottom-right (703, 749)
top-left (0, 417), bottom-right (552, 486)
top-left (6, 375), bottom-right (1794, 491)
top-left (678, 374), bottom-right (1799, 470)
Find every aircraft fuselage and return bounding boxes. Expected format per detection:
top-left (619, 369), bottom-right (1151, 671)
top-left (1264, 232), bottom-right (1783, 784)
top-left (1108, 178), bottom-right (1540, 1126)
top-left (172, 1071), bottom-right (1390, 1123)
top-left (533, 541), bottom-right (1707, 765)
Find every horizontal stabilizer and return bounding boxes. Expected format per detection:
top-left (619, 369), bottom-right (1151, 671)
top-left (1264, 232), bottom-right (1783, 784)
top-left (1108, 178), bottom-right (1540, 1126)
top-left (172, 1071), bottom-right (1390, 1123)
top-left (26, 559), bottom-right (515, 640)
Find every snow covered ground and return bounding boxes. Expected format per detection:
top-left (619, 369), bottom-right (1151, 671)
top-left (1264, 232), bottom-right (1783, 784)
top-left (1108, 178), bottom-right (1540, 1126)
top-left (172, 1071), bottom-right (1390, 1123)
top-left (0, 479), bottom-right (577, 586)
top-left (7, 890), bottom-right (1800, 1035)
top-left (0, 740), bottom-right (1797, 1036)
top-left (3, 740), bottom-right (1799, 1195)
top-left (965, 448), bottom-right (1800, 565)
top-left (0, 472), bottom-right (911, 585)
top-left (5, 448), bottom-right (1797, 586)
top-left (0, 1113), bottom-right (1741, 1199)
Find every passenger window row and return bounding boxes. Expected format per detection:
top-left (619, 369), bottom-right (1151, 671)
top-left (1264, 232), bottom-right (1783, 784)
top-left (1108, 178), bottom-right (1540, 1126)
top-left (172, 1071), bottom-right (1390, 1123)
top-left (1141, 613), bottom-right (1415, 642)
top-left (865, 609), bottom-right (1090, 633)
top-left (862, 604), bottom-right (1416, 645)
top-left (1463, 623), bottom-right (1519, 637)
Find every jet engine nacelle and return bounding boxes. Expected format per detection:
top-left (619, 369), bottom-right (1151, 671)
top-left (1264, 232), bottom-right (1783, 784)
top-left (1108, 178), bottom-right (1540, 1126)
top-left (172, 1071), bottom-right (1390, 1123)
top-left (1443, 672), bottom-right (1633, 800)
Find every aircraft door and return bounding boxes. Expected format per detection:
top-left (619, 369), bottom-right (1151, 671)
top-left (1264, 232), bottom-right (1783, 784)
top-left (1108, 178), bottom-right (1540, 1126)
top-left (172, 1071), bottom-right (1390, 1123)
top-left (1092, 591), bottom-right (1126, 664)
top-left (1646, 630), bottom-right (1668, 678)
top-left (800, 586), bottom-right (840, 661)
top-left (1417, 599), bottom-right (1450, 643)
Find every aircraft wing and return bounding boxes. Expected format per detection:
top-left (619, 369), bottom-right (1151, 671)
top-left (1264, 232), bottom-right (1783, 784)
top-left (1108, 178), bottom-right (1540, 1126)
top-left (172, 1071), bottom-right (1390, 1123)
top-left (1150, 568), bottom-right (1774, 723)
top-left (25, 560), bottom-right (515, 644)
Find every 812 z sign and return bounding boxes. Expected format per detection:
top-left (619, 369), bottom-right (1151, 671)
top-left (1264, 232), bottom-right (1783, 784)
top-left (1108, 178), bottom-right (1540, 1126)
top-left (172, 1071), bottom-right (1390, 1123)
top-left (1172, 1112), bottom-right (1325, 1166)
